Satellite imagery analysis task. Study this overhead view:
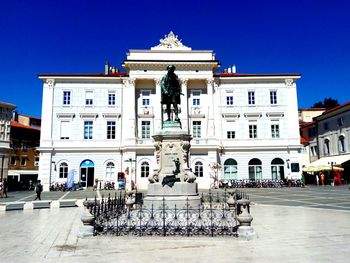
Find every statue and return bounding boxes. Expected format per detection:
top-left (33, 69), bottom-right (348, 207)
top-left (161, 65), bottom-right (182, 122)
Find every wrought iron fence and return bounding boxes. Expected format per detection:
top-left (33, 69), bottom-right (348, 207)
top-left (89, 189), bottom-right (249, 237)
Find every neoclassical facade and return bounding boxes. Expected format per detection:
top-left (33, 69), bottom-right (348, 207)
top-left (38, 32), bottom-right (301, 190)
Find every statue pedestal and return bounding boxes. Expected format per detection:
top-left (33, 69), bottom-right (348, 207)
top-left (143, 182), bottom-right (201, 209)
top-left (144, 122), bottom-right (200, 209)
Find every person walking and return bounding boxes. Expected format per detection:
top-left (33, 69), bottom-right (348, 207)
top-left (34, 180), bottom-right (43, 200)
top-left (320, 172), bottom-right (325, 186)
top-left (3, 178), bottom-right (8, 198)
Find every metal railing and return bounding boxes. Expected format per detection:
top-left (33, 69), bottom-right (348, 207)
top-left (89, 190), bottom-right (250, 237)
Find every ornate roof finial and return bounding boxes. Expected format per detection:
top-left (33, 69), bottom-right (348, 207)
top-left (151, 31), bottom-right (191, 50)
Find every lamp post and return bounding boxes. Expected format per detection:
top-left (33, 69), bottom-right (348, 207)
top-left (328, 161), bottom-right (336, 185)
top-left (124, 158), bottom-right (136, 188)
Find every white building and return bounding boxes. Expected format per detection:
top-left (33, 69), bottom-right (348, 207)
top-left (0, 101), bottom-right (16, 182)
top-left (38, 32), bottom-right (302, 191)
top-left (305, 102), bottom-right (350, 181)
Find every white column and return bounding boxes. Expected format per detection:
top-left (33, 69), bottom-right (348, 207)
top-left (40, 79), bottom-right (55, 146)
top-left (122, 78), bottom-right (136, 143)
top-left (154, 78), bottom-right (162, 132)
top-left (180, 78), bottom-right (189, 132)
top-left (206, 78), bottom-right (215, 138)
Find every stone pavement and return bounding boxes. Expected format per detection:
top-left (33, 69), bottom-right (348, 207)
top-left (1, 199), bottom-right (350, 262)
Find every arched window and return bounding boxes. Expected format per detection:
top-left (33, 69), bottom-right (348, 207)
top-left (271, 158), bottom-right (285, 180)
top-left (248, 158), bottom-right (262, 180)
top-left (106, 162), bottom-right (115, 178)
top-left (324, 139), bottom-right (330, 155)
top-left (59, 162), bottom-right (68, 178)
top-left (338, 135), bottom-right (346, 153)
top-left (224, 159), bottom-right (237, 179)
top-left (141, 162), bottom-right (149, 178)
top-left (194, 161), bottom-right (203, 177)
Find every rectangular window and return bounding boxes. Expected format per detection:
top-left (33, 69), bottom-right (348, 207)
top-left (142, 121), bottom-right (151, 139)
top-left (226, 96), bottom-right (233, 105)
top-left (193, 121), bottom-right (201, 138)
top-left (248, 91), bottom-right (255, 105)
top-left (291, 163), bottom-right (300, 173)
top-left (21, 157), bottom-right (26, 166)
top-left (107, 121), bottom-right (116, 139)
top-left (84, 121), bottom-right (93, 139)
top-left (10, 156), bottom-right (16, 165)
top-left (142, 90), bottom-right (151, 106)
top-left (143, 98), bottom-right (150, 106)
top-left (227, 131), bottom-right (235, 139)
top-left (249, 124), bottom-right (257, 138)
top-left (108, 93), bottom-right (116, 106)
top-left (63, 91), bottom-right (71, 105)
top-left (271, 124), bottom-right (280, 138)
top-left (270, 91), bottom-right (277, 104)
top-left (192, 90), bottom-right (201, 106)
top-left (60, 121), bottom-right (70, 140)
top-left (85, 91), bottom-right (93, 105)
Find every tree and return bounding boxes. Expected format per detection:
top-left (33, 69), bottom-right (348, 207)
top-left (312, 98), bottom-right (339, 109)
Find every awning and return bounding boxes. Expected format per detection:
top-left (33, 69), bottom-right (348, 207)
top-left (309, 154), bottom-right (350, 166)
top-left (302, 154), bottom-right (350, 172)
top-left (303, 165), bottom-right (343, 172)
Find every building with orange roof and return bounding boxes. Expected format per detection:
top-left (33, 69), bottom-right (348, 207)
top-left (7, 113), bottom-right (41, 190)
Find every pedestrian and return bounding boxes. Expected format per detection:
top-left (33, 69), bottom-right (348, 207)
top-left (0, 181), bottom-right (3, 198)
top-left (3, 178), bottom-right (8, 198)
top-left (34, 180), bottom-right (43, 200)
top-left (320, 172), bottom-right (325, 186)
top-left (316, 174), bottom-right (319, 186)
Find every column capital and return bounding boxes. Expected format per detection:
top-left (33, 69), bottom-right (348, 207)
top-left (181, 78), bottom-right (188, 86)
top-left (123, 78), bottom-right (136, 86)
top-left (206, 78), bottom-right (215, 86)
top-left (154, 78), bottom-right (162, 86)
top-left (46, 79), bottom-right (55, 88)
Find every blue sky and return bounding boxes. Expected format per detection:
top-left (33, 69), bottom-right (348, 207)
top-left (1, 0), bottom-right (349, 117)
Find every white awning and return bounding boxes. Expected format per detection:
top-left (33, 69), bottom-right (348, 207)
top-left (309, 154), bottom-right (350, 167)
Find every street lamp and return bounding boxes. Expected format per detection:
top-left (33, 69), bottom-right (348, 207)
top-left (328, 161), bottom-right (336, 184)
top-left (124, 158), bottom-right (136, 188)
top-left (286, 159), bottom-right (290, 169)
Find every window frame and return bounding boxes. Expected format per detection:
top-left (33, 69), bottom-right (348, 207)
top-left (141, 161), bottom-right (150, 178)
top-left (249, 124), bottom-right (257, 138)
top-left (271, 124), bottom-right (280, 138)
top-left (107, 121), bottom-right (116, 139)
top-left (59, 162), bottom-right (68, 179)
top-left (270, 90), bottom-right (277, 105)
top-left (108, 92), bottom-right (116, 106)
top-left (63, 91), bottom-right (71, 105)
top-left (194, 161), bottom-right (204, 177)
top-left (192, 121), bottom-right (202, 138)
top-left (248, 91), bottom-right (255, 105)
top-left (106, 162), bottom-right (115, 178)
top-left (141, 120), bottom-right (151, 139)
top-left (84, 121), bottom-right (93, 140)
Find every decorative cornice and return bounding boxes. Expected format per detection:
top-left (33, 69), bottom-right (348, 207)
top-left (285, 78), bottom-right (293, 87)
top-left (79, 113), bottom-right (98, 119)
top-left (46, 79), bottom-right (55, 88)
top-left (56, 113), bottom-right (75, 119)
top-left (102, 113), bottom-right (121, 119)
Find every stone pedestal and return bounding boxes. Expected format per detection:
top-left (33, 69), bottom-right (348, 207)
top-left (143, 182), bottom-right (201, 209)
top-left (144, 121), bottom-right (200, 209)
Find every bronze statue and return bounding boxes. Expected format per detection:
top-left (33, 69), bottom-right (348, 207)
top-left (161, 65), bottom-right (182, 122)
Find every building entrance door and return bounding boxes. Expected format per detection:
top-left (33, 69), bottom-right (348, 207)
top-left (80, 160), bottom-right (94, 187)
